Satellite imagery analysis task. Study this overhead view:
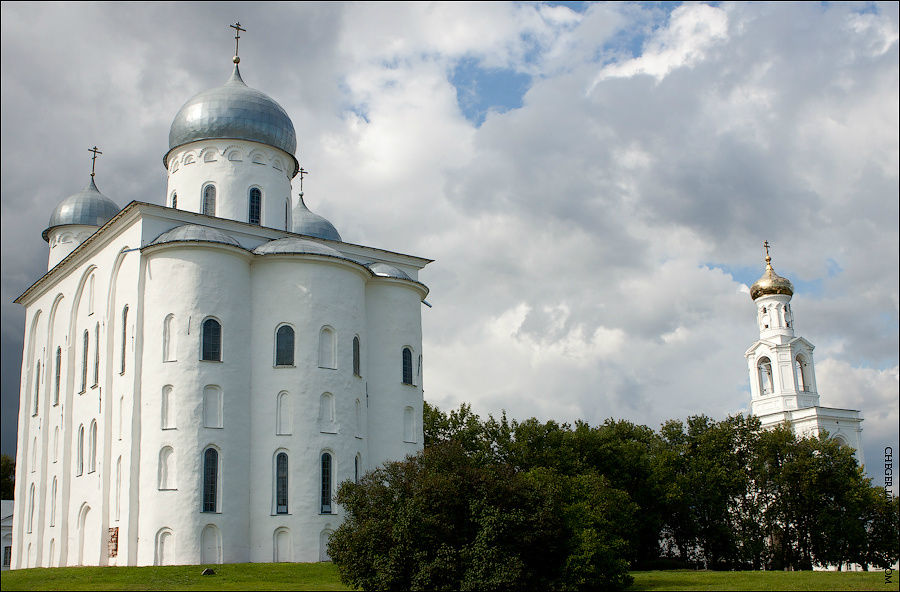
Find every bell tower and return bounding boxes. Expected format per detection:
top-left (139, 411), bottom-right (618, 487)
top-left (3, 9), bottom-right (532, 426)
top-left (744, 242), bottom-right (864, 463)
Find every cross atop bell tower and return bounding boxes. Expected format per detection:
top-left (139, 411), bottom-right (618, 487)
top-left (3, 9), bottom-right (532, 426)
top-left (230, 22), bottom-right (246, 64)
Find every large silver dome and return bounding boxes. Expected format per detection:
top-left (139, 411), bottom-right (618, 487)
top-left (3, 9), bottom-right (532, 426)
top-left (42, 178), bottom-right (120, 241)
top-left (166, 65), bottom-right (298, 175)
top-left (293, 193), bottom-right (341, 242)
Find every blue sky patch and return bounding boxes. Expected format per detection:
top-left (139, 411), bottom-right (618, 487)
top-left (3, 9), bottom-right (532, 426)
top-left (450, 57), bottom-right (532, 126)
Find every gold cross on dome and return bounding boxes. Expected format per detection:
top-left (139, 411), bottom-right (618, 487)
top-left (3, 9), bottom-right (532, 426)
top-left (230, 22), bottom-right (246, 58)
top-left (88, 146), bottom-right (102, 177)
top-left (763, 240), bottom-right (772, 265)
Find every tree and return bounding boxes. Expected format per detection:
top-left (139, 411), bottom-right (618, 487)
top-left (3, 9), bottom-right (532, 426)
top-left (0, 454), bottom-right (14, 499)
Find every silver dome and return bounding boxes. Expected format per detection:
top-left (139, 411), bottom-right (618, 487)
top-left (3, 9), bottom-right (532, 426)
top-left (42, 178), bottom-right (120, 241)
top-left (253, 237), bottom-right (342, 257)
top-left (293, 193), bottom-right (341, 242)
top-left (166, 65), bottom-right (298, 175)
top-left (366, 262), bottom-right (412, 280)
top-left (149, 224), bottom-right (242, 248)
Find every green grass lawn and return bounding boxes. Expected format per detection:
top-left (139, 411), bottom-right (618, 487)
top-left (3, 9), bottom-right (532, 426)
top-left (1, 564), bottom-right (894, 591)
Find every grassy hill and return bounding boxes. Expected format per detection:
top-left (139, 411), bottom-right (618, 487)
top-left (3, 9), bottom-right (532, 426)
top-left (0, 563), bottom-right (892, 591)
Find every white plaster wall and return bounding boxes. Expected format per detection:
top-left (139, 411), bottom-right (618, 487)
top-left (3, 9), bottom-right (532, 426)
top-left (138, 244), bottom-right (252, 565)
top-left (166, 141), bottom-right (294, 230)
top-left (365, 280), bottom-right (425, 469)
top-left (47, 225), bottom-right (100, 270)
top-left (248, 256), bottom-right (369, 562)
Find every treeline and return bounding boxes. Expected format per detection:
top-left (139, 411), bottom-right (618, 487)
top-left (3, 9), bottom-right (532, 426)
top-left (328, 403), bottom-right (899, 591)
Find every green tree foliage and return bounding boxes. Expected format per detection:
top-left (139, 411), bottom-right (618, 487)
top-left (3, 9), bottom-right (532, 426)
top-left (334, 402), bottom-right (897, 590)
top-left (1, 454), bottom-right (14, 499)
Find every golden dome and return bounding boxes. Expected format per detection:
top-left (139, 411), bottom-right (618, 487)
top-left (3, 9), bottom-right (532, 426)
top-left (750, 243), bottom-right (793, 300)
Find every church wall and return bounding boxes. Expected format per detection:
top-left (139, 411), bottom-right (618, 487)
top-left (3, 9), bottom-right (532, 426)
top-left (138, 244), bottom-right (252, 565)
top-left (166, 140), bottom-right (294, 230)
top-left (247, 256), bottom-right (369, 562)
top-left (364, 281), bottom-right (425, 469)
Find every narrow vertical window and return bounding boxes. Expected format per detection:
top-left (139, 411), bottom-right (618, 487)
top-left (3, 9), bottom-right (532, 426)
top-left (276, 452), bottom-right (288, 514)
top-left (354, 455), bottom-right (359, 483)
top-left (202, 448), bottom-right (218, 512)
top-left (275, 325), bottom-right (294, 366)
top-left (284, 199), bottom-right (290, 231)
top-left (203, 386), bottom-right (223, 428)
top-left (201, 318), bottom-right (222, 361)
top-left (320, 453), bottom-right (332, 514)
top-left (53, 427), bottom-right (59, 463)
top-left (115, 457), bottom-right (122, 520)
top-left (202, 185), bottom-right (216, 216)
top-left (121, 306), bottom-right (128, 374)
top-left (88, 274), bottom-right (95, 315)
top-left (402, 347), bottom-right (413, 385)
top-left (162, 385), bottom-right (175, 429)
top-left (76, 425), bottom-right (84, 475)
top-left (355, 399), bottom-right (362, 436)
top-left (32, 361), bottom-right (41, 415)
top-left (54, 346), bottom-right (61, 405)
top-left (171, 192), bottom-right (177, 209)
top-left (93, 322), bottom-right (100, 386)
top-left (81, 330), bottom-right (89, 392)
top-left (89, 420), bottom-right (98, 472)
top-left (27, 484), bottom-right (35, 533)
top-left (119, 395), bottom-right (124, 439)
top-left (50, 477), bottom-right (58, 526)
top-left (158, 447), bottom-right (174, 490)
top-left (276, 392), bottom-right (291, 435)
top-left (404, 406), bottom-right (415, 443)
top-left (163, 314), bottom-right (176, 361)
top-left (758, 357), bottom-right (774, 395)
top-left (249, 188), bottom-right (262, 225)
top-left (352, 336), bottom-right (360, 377)
top-left (318, 327), bottom-right (335, 369)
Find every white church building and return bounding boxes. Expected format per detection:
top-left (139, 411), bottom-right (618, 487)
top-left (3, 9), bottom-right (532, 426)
top-left (745, 246), bottom-right (863, 461)
top-left (11, 35), bottom-right (430, 568)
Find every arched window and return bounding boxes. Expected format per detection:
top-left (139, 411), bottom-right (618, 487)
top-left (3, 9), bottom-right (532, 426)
top-left (93, 322), bottom-right (100, 386)
top-left (89, 420), bottom-right (98, 472)
top-left (76, 424), bottom-right (84, 476)
top-left (318, 326), bottom-right (335, 369)
top-left (402, 347), bottom-right (413, 385)
top-left (320, 453), bottom-right (332, 514)
top-left (171, 192), bottom-right (177, 209)
top-left (54, 346), bottom-right (61, 405)
top-left (32, 361), bottom-right (40, 415)
top-left (201, 318), bottom-right (222, 361)
top-left (27, 484), bottom-right (35, 534)
top-left (202, 448), bottom-right (218, 512)
top-left (795, 355), bottom-right (809, 392)
top-left (155, 528), bottom-right (174, 566)
top-left (275, 325), bottom-right (295, 366)
top-left (121, 306), bottom-right (128, 374)
top-left (202, 184), bottom-right (216, 217)
top-left (88, 274), bottom-right (95, 314)
top-left (158, 446), bottom-right (175, 490)
top-left (318, 393), bottom-right (335, 433)
top-left (276, 392), bottom-right (291, 435)
top-left (249, 187), bottom-right (262, 225)
top-left (50, 477), bottom-right (58, 526)
top-left (162, 385), bottom-right (175, 429)
top-left (203, 386), bottom-right (222, 428)
top-left (115, 456), bottom-right (122, 521)
top-left (404, 406), bottom-right (416, 443)
top-left (163, 314), bottom-right (176, 362)
top-left (352, 336), bottom-right (361, 377)
top-left (757, 357), bottom-right (774, 395)
top-left (81, 330), bottom-right (89, 393)
top-left (276, 452), bottom-right (288, 514)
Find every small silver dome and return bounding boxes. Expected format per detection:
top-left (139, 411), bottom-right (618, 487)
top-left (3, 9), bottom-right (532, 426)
top-left (366, 262), bottom-right (412, 280)
top-left (253, 237), bottom-right (342, 257)
top-left (43, 178), bottom-right (120, 242)
top-left (149, 224), bottom-right (241, 248)
top-left (166, 65), bottom-right (298, 175)
top-left (293, 193), bottom-right (341, 242)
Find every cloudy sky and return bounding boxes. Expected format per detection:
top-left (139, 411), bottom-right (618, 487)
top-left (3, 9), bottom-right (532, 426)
top-left (2, 2), bottom-right (897, 482)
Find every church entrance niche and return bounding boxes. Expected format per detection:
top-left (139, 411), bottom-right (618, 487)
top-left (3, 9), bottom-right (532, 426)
top-left (155, 528), bottom-right (174, 565)
top-left (200, 524), bottom-right (222, 564)
top-left (274, 528), bottom-right (291, 562)
top-left (77, 503), bottom-right (100, 565)
top-left (319, 529), bottom-right (333, 562)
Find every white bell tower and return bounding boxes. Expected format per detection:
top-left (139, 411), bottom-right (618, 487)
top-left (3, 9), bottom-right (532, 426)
top-left (744, 242), bottom-right (864, 464)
